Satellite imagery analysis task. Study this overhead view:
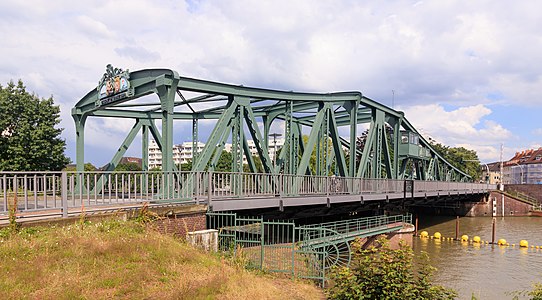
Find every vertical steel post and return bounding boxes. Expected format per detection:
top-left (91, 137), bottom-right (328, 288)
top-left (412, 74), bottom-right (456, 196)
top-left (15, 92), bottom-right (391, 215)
top-left (260, 217), bottom-right (265, 270)
top-left (141, 124), bottom-right (149, 171)
top-left (349, 100), bottom-right (358, 177)
top-left (491, 217), bottom-right (496, 244)
top-left (414, 215), bottom-right (418, 236)
top-left (62, 171), bottom-right (68, 218)
top-left (207, 171), bottom-right (212, 210)
top-left (195, 171), bottom-right (200, 204)
top-left (291, 224), bottom-right (296, 278)
top-left (74, 115), bottom-right (86, 172)
top-left (192, 118), bottom-right (199, 169)
top-left (455, 216), bottom-right (460, 240)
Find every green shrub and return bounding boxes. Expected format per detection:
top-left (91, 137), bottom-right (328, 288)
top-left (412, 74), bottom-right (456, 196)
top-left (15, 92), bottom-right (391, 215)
top-left (326, 236), bottom-right (456, 300)
top-left (528, 282), bottom-right (542, 300)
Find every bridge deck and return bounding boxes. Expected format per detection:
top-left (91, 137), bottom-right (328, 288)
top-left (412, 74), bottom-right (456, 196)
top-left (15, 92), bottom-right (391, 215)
top-left (0, 171), bottom-right (496, 223)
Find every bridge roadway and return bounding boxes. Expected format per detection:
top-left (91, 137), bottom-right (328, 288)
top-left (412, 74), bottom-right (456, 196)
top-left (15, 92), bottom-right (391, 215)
top-left (209, 180), bottom-right (494, 211)
top-left (0, 171), bottom-right (495, 223)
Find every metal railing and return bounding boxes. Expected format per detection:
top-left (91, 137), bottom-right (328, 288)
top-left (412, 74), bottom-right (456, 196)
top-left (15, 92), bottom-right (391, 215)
top-left (207, 211), bottom-right (413, 286)
top-left (301, 214), bottom-right (412, 236)
top-left (1, 171), bottom-right (496, 219)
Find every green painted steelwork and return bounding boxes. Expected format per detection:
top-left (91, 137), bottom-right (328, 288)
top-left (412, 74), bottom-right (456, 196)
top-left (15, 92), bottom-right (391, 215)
top-left (73, 65), bottom-right (471, 188)
top-left (207, 212), bottom-right (412, 286)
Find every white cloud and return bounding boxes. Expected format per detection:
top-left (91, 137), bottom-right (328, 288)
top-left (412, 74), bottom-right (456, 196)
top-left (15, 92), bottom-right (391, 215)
top-left (533, 128), bottom-right (542, 136)
top-left (399, 104), bottom-right (512, 162)
top-left (75, 15), bottom-right (114, 39)
top-left (0, 0), bottom-right (538, 165)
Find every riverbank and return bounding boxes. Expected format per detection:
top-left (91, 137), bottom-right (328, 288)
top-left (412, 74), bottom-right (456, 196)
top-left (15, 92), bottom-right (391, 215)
top-left (0, 220), bottom-right (323, 299)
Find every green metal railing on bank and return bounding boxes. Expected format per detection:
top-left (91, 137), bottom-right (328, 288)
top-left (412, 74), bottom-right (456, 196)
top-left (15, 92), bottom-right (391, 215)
top-left (207, 212), bottom-right (412, 286)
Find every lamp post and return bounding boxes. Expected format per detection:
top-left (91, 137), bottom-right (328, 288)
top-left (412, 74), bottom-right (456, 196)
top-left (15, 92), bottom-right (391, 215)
top-left (269, 133), bottom-right (282, 166)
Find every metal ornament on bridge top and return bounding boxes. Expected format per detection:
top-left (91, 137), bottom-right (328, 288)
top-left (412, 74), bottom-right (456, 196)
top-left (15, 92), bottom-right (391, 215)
top-left (95, 64), bottom-right (132, 107)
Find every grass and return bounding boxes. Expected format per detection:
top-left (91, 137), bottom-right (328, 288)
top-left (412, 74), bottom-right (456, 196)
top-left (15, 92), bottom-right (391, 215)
top-left (0, 220), bottom-right (323, 300)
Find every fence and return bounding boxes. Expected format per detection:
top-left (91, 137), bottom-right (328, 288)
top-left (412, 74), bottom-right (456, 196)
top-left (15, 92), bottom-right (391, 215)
top-left (207, 211), bottom-right (413, 286)
top-left (0, 171), bottom-right (201, 218)
top-left (1, 171), bottom-right (496, 219)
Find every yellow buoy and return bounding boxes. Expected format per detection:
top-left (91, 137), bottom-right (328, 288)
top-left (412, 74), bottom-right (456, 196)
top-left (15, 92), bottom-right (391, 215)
top-left (420, 231), bottom-right (429, 238)
top-left (434, 232), bottom-right (442, 239)
top-left (520, 240), bottom-right (529, 248)
top-left (473, 236), bottom-right (481, 243)
top-left (461, 235), bottom-right (469, 242)
top-left (498, 238), bottom-right (507, 245)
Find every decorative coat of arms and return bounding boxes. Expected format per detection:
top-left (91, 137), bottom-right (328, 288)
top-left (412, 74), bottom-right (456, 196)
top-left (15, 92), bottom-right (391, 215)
top-left (96, 64), bottom-right (131, 106)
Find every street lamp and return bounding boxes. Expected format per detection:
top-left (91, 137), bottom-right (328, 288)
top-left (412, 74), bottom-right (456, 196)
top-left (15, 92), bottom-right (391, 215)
top-left (269, 133), bottom-right (282, 166)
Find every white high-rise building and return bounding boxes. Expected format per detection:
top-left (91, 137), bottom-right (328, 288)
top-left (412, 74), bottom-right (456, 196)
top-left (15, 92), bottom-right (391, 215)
top-left (148, 140), bottom-right (162, 169)
top-left (147, 138), bottom-right (285, 169)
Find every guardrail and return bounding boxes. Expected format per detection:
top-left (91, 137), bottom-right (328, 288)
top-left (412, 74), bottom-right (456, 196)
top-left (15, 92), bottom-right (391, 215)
top-left (300, 214), bottom-right (412, 235)
top-left (0, 171), bottom-right (496, 219)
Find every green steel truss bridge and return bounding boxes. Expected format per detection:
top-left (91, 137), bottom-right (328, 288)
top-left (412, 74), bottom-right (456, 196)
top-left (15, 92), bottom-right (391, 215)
top-left (73, 66), bottom-right (471, 181)
top-left (28, 65), bottom-right (495, 215)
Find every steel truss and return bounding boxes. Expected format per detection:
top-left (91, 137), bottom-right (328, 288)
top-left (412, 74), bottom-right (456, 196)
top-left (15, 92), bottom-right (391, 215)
top-left (73, 67), bottom-right (470, 182)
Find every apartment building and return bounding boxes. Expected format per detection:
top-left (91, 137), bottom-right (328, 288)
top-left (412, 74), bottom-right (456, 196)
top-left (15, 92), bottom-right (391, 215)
top-left (501, 148), bottom-right (542, 184)
top-left (148, 138), bottom-right (285, 169)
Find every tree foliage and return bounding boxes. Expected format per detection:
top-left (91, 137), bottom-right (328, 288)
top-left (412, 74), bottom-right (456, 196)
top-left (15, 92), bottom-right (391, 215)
top-left (64, 163), bottom-right (97, 172)
top-left (301, 134), bottom-right (335, 175)
top-left (355, 125), bottom-right (394, 166)
top-left (243, 155), bottom-right (264, 173)
top-left (0, 80), bottom-right (70, 171)
top-left (512, 282), bottom-right (542, 300)
top-left (429, 139), bottom-right (481, 180)
top-left (216, 150), bottom-right (232, 172)
top-left (115, 162), bottom-right (142, 172)
top-left (327, 236), bottom-right (457, 300)
top-left (529, 282), bottom-right (542, 300)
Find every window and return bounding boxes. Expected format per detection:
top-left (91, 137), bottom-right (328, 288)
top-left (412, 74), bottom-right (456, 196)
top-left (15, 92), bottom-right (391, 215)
top-left (401, 132), bottom-right (409, 144)
top-left (410, 134), bottom-right (419, 145)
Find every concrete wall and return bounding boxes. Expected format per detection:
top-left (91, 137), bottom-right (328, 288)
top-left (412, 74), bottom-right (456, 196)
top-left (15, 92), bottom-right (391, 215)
top-left (356, 223), bottom-right (415, 249)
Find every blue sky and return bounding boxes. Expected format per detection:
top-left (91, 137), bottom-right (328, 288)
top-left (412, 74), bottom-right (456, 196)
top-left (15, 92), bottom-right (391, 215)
top-left (0, 0), bottom-right (540, 166)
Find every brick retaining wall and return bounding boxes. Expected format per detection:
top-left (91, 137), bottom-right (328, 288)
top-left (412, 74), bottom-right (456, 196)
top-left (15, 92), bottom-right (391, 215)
top-left (147, 204), bottom-right (208, 239)
top-left (505, 184), bottom-right (542, 201)
top-left (153, 212), bottom-right (207, 238)
top-left (467, 191), bottom-right (533, 216)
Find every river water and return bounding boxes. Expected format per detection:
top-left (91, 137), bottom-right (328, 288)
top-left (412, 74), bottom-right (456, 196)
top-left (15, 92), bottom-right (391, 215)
top-left (413, 216), bottom-right (542, 299)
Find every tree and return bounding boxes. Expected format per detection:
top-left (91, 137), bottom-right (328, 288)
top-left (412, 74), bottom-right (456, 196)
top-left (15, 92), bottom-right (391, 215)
top-left (215, 150), bottom-right (232, 172)
top-left (301, 134), bottom-right (334, 175)
top-left (180, 160), bottom-right (192, 171)
top-left (0, 80), bottom-right (70, 171)
top-left (327, 236), bottom-right (457, 300)
top-left (429, 139), bottom-right (481, 180)
top-left (114, 162), bottom-right (142, 171)
top-left (243, 155), bottom-right (264, 173)
top-left (64, 163), bottom-right (97, 172)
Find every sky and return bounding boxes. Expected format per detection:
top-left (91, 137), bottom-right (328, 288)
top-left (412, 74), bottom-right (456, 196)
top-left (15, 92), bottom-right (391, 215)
top-left (1, 0), bottom-right (541, 167)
